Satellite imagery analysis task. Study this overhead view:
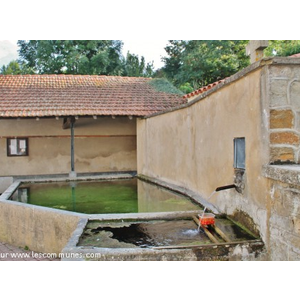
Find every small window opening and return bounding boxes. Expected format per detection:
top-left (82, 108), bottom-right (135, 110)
top-left (234, 138), bottom-right (245, 169)
top-left (7, 138), bottom-right (28, 156)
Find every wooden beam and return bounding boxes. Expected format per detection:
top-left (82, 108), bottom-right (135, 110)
top-left (0, 135), bottom-right (137, 139)
top-left (201, 225), bottom-right (219, 244)
top-left (192, 215), bottom-right (200, 226)
top-left (211, 224), bottom-right (232, 243)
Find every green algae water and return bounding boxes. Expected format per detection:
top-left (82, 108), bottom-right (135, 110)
top-left (11, 178), bottom-right (200, 214)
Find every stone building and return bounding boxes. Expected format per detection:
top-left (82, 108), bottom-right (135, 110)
top-left (137, 56), bottom-right (300, 260)
top-left (0, 75), bottom-right (185, 189)
top-left (1, 50), bottom-right (300, 260)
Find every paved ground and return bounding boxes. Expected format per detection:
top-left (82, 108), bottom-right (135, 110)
top-left (0, 241), bottom-right (59, 261)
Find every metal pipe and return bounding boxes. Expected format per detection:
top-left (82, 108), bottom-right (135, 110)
top-left (215, 184), bottom-right (236, 192)
top-left (70, 117), bottom-right (75, 172)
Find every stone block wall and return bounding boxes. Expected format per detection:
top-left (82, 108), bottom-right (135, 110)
top-left (269, 64), bottom-right (300, 164)
top-left (264, 165), bottom-right (300, 260)
top-left (270, 183), bottom-right (300, 260)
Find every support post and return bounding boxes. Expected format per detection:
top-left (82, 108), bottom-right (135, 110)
top-left (69, 117), bottom-right (76, 178)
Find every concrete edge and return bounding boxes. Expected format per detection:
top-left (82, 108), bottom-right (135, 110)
top-left (263, 164), bottom-right (300, 185)
top-left (62, 218), bottom-right (88, 250)
top-left (137, 174), bottom-right (220, 214)
top-left (0, 181), bottom-right (21, 200)
top-left (61, 239), bottom-right (266, 261)
top-left (87, 210), bottom-right (203, 221)
top-left (14, 172), bottom-right (135, 183)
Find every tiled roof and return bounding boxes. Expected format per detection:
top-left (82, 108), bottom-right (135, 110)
top-left (0, 75), bottom-right (186, 118)
top-left (183, 79), bottom-right (227, 99)
top-left (290, 53), bottom-right (300, 58)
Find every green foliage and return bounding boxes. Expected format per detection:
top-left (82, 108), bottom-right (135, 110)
top-left (8, 40), bottom-right (300, 88)
top-left (162, 40), bottom-right (187, 82)
top-left (178, 82), bottom-right (194, 94)
top-left (148, 78), bottom-right (184, 95)
top-left (1, 60), bottom-right (22, 74)
top-left (122, 52), bottom-right (154, 77)
top-left (161, 40), bottom-right (300, 93)
top-left (17, 40), bottom-right (125, 75)
top-left (265, 40), bottom-right (300, 57)
top-left (162, 40), bottom-right (250, 90)
top-left (0, 60), bottom-right (34, 74)
top-left (16, 40), bottom-right (155, 77)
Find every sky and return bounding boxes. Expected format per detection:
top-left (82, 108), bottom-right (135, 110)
top-left (0, 40), bottom-right (19, 67)
top-left (0, 40), bottom-right (169, 70)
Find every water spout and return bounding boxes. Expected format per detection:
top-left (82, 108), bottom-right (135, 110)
top-left (215, 184), bottom-right (236, 192)
top-left (197, 185), bottom-right (235, 231)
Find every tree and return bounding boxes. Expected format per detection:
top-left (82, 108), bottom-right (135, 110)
top-left (122, 52), bottom-right (154, 77)
top-left (1, 60), bottom-right (22, 74)
top-left (0, 60), bottom-right (34, 75)
top-left (162, 40), bottom-right (300, 92)
top-left (17, 40), bottom-right (124, 75)
top-left (162, 40), bottom-right (249, 90)
top-left (265, 40), bottom-right (300, 57)
top-left (162, 40), bottom-right (187, 82)
top-left (16, 40), bottom-right (155, 77)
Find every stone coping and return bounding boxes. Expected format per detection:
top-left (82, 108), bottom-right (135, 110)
top-left (137, 174), bottom-right (220, 214)
top-left (12, 171), bottom-right (136, 182)
top-left (263, 164), bottom-right (300, 185)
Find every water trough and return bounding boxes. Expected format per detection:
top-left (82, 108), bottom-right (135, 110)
top-left (61, 212), bottom-right (264, 261)
top-left (0, 173), bottom-right (266, 260)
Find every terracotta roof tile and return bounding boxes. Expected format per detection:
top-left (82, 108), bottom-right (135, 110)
top-left (0, 75), bottom-right (186, 118)
top-left (290, 53), bottom-right (300, 58)
top-left (183, 79), bottom-right (227, 99)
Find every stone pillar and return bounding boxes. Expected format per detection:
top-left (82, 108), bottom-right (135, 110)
top-left (246, 40), bottom-right (269, 63)
top-left (270, 109), bottom-right (300, 164)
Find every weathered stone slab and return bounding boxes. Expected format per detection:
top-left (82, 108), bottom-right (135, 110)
top-left (290, 80), bottom-right (300, 110)
top-left (270, 109), bottom-right (294, 129)
top-left (263, 165), bottom-right (300, 185)
top-left (270, 146), bottom-right (295, 163)
top-left (269, 79), bottom-right (289, 107)
top-left (270, 131), bottom-right (300, 145)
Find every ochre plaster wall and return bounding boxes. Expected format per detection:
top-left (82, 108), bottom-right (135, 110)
top-left (0, 117), bottom-right (137, 176)
top-left (137, 67), bottom-right (270, 242)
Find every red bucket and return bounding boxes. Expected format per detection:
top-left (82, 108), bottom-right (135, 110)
top-left (199, 213), bottom-right (215, 226)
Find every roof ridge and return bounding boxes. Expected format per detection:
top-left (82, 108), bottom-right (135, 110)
top-left (183, 78), bottom-right (228, 99)
top-left (0, 74), bottom-right (152, 79)
top-left (290, 53), bottom-right (300, 58)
